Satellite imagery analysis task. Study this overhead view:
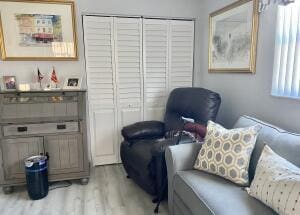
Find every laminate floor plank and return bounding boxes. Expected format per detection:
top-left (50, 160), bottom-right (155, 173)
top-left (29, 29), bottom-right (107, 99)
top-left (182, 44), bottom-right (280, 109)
top-left (0, 165), bottom-right (168, 215)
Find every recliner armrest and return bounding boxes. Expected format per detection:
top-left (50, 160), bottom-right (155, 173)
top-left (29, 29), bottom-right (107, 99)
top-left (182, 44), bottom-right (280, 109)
top-left (121, 121), bottom-right (165, 141)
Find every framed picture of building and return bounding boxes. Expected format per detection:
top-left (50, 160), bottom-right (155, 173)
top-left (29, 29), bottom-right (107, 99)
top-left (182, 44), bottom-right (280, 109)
top-left (0, 0), bottom-right (78, 60)
top-left (208, 0), bottom-right (259, 73)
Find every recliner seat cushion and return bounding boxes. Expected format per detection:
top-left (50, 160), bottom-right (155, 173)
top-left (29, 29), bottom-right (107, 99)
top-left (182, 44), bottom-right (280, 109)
top-left (121, 121), bottom-right (165, 141)
top-left (173, 170), bottom-right (276, 215)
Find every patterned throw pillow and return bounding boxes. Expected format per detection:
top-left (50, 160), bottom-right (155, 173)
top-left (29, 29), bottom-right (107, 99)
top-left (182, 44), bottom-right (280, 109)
top-left (248, 145), bottom-right (300, 215)
top-left (194, 121), bottom-right (261, 185)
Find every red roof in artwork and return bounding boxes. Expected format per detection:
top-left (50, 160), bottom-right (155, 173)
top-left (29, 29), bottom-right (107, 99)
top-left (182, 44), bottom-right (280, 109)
top-left (32, 33), bottom-right (53, 39)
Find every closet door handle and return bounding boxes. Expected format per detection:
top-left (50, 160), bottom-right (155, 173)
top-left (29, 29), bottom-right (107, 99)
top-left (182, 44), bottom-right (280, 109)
top-left (17, 126), bottom-right (27, 132)
top-left (57, 124), bottom-right (66, 130)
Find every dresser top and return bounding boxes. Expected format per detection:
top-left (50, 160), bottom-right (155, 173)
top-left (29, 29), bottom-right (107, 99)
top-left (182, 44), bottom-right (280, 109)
top-left (0, 89), bottom-right (87, 94)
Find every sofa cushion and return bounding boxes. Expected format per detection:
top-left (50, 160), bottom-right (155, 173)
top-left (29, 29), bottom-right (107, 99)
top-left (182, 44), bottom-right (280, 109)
top-left (173, 170), bottom-right (276, 215)
top-left (233, 116), bottom-right (300, 182)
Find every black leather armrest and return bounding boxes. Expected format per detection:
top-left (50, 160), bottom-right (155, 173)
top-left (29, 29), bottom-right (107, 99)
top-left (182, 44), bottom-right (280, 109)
top-left (121, 121), bottom-right (165, 141)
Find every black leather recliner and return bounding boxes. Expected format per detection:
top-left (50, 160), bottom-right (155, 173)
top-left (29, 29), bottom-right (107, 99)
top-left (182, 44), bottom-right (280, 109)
top-left (120, 88), bottom-right (221, 196)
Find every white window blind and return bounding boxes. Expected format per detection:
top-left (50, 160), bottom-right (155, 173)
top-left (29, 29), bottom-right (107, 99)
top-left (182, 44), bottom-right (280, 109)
top-left (271, 2), bottom-right (300, 98)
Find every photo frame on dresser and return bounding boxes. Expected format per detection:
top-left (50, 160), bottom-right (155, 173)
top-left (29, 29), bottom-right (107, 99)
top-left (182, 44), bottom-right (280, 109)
top-left (1, 76), bottom-right (17, 91)
top-left (208, 0), bottom-right (259, 73)
top-left (0, 0), bottom-right (78, 60)
top-left (63, 76), bottom-right (82, 89)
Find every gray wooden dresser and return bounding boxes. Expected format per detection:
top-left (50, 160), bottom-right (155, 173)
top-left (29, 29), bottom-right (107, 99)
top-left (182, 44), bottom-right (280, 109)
top-left (0, 90), bottom-right (90, 194)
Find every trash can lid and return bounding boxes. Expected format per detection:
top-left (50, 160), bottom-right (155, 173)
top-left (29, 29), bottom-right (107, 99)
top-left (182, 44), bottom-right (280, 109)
top-left (25, 155), bottom-right (47, 167)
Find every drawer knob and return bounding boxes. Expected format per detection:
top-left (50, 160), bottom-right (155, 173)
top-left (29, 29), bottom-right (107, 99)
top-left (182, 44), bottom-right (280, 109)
top-left (57, 124), bottom-right (66, 130)
top-left (17, 127), bottom-right (27, 132)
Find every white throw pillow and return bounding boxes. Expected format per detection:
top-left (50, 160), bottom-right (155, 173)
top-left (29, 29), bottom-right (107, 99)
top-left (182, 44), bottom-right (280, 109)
top-left (248, 145), bottom-right (300, 215)
top-left (194, 121), bottom-right (261, 185)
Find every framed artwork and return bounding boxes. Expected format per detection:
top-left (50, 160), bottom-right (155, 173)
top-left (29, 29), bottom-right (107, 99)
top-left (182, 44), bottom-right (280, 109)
top-left (63, 76), bottom-right (82, 89)
top-left (2, 76), bottom-right (17, 90)
top-left (0, 0), bottom-right (78, 61)
top-left (208, 0), bottom-right (259, 73)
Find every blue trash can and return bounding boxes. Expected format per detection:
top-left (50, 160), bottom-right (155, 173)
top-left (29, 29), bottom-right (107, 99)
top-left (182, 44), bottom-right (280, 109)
top-left (25, 155), bottom-right (49, 200)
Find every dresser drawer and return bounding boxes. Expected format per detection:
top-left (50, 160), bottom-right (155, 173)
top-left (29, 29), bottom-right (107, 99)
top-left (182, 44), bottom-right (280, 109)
top-left (3, 121), bottom-right (79, 136)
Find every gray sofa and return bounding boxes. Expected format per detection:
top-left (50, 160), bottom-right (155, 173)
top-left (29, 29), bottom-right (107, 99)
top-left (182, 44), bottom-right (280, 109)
top-left (166, 115), bottom-right (300, 215)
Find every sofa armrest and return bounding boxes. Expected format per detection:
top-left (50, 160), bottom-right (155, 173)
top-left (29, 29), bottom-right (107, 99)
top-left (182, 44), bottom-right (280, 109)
top-left (121, 121), bottom-right (165, 141)
top-left (165, 143), bottom-right (202, 215)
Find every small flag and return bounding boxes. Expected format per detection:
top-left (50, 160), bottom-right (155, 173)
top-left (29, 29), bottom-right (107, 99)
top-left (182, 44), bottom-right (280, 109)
top-left (37, 68), bottom-right (43, 82)
top-left (51, 67), bottom-right (58, 83)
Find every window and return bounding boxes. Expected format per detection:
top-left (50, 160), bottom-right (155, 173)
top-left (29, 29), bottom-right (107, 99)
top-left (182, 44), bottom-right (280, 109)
top-left (271, 2), bottom-right (300, 98)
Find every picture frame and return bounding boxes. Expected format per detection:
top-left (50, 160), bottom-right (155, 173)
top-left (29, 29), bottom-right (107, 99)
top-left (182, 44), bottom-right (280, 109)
top-left (208, 0), bottom-right (259, 73)
top-left (63, 76), bottom-right (82, 89)
top-left (2, 76), bottom-right (17, 91)
top-left (0, 0), bottom-right (78, 61)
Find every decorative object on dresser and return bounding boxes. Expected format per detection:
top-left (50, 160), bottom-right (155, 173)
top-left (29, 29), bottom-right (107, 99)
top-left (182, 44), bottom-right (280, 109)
top-left (1, 76), bottom-right (17, 91)
top-left (63, 76), bottom-right (82, 89)
top-left (208, 0), bottom-right (259, 73)
top-left (0, 90), bottom-right (90, 194)
top-left (0, 0), bottom-right (78, 60)
top-left (50, 67), bottom-right (60, 89)
top-left (37, 68), bottom-right (44, 89)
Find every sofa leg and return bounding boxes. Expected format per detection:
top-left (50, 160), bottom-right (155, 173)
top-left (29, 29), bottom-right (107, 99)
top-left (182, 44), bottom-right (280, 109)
top-left (154, 204), bottom-right (159, 213)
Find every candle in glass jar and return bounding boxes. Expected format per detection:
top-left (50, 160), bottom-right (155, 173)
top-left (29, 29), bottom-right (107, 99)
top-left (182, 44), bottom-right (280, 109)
top-left (18, 84), bottom-right (30, 91)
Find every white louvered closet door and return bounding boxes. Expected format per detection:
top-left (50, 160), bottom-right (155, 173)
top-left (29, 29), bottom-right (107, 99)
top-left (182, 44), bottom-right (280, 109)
top-left (169, 20), bottom-right (194, 92)
top-left (114, 17), bottom-right (143, 159)
top-left (83, 16), bottom-right (119, 165)
top-left (143, 19), bottom-right (169, 121)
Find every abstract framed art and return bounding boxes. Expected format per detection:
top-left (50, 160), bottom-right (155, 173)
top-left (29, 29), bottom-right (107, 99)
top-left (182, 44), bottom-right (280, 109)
top-left (208, 0), bottom-right (259, 73)
top-left (0, 0), bottom-right (78, 60)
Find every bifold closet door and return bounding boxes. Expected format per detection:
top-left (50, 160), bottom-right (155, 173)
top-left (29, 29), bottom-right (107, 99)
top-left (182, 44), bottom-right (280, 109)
top-left (169, 20), bottom-right (194, 91)
top-left (84, 16), bottom-right (143, 165)
top-left (114, 17), bottom-right (143, 150)
top-left (83, 16), bottom-right (119, 165)
top-left (143, 19), bottom-right (194, 121)
top-left (143, 19), bottom-right (169, 121)
top-left (84, 16), bottom-right (194, 165)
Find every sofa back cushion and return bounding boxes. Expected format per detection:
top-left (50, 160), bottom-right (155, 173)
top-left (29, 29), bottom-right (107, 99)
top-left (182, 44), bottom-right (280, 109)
top-left (233, 115), bottom-right (300, 182)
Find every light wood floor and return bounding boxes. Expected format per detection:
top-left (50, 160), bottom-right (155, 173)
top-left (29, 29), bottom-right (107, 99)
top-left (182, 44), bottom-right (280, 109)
top-left (0, 165), bottom-right (168, 215)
